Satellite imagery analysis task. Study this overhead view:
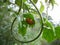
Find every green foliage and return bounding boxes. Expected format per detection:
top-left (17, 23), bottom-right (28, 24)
top-left (33, 0), bottom-right (38, 4)
top-left (0, 0), bottom-right (59, 45)
top-left (45, 0), bottom-right (48, 3)
top-left (42, 28), bottom-right (55, 42)
top-left (55, 26), bottom-right (60, 38)
top-left (23, 13), bottom-right (34, 20)
top-left (23, 13), bottom-right (35, 27)
top-left (23, 0), bottom-right (26, 2)
top-left (42, 18), bottom-right (56, 42)
top-left (18, 22), bottom-right (27, 36)
top-left (49, 0), bottom-right (56, 6)
top-left (0, 1), bottom-right (3, 6)
top-left (0, 13), bottom-right (15, 45)
top-left (43, 18), bottom-right (55, 31)
top-left (44, 0), bottom-right (56, 9)
top-left (15, 0), bottom-right (22, 6)
top-left (18, 13), bottom-right (35, 36)
top-left (23, 3), bottom-right (29, 12)
top-left (42, 25), bottom-right (60, 42)
top-left (40, 2), bottom-right (44, 14)
top-left (44, 0), bottom-right (56, 6)
top-left (49, 0), bottom-right (56, 9)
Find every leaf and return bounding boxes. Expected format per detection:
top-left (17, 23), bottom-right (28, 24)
top-left (45, 20), bottom-right (53, 29)
top-left (49, 0), bottom-right (55, 5)
top-left (15, 0), bottom-right (22, 6)
top-left (40, 2), bottom-right (44, 14)
top-left (18, 22), bottom-right (27, 36)
top-left (43, 26), bottom-right (60, 42)
top-left (44, 18), bottom-right (56, 36)
top-left (0, 2), bottom-right (3, 6)
top-left (0, 7), bottom-right (9, 15)
top-left (21, 20), bottom-right (28, 28)
top-left (3, 0), bottom-right (7, 2)
top-left (33, 0), bottom-right (38, 4)
top-left (23, 0), bottom-right (26, 2)
top-left (49, 0), bottom-right (56, 9)
top-left (44, 19), bottom-right (54, 30)
top-left (23, 13), bottom-right (34, 20)
top-left (42, 28), bottom-right (55, 42)
top-left (23, 3), bottom-right (29, 12)
top-left (55, 26), bottom-right (60, 38)
top-left (0, 15), bottom-right (3, 19)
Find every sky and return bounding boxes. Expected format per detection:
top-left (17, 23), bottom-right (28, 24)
top-left (48, 0), bottom-right (60, 24)
top-left (36, 0), bottom-right (60, 24)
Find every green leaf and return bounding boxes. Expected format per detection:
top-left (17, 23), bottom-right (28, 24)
top-left (43, 18), bottom-right (56, 36)
top-left (40, 2), bottom-right (44, 14)
top-left (0, 7), bottom-right (9, 15)
top-left (49, 0), bottom-right (56, 9)
top-left (33, 0), bottom-right (38, 4)
top-left (15, 0), bottom-right (22, 6)
top-left (45, 20), bottom-right (53, 29)
top-left (0, 2), bottom-right (3, 6)
top-left (49, 0), bottom-right (55, 5)
top-left (0, 15), bottom-right (3, 19)
top-left (3, 0), bottom-right (7, 2)
top-left (44, 19), bottom-right (54, 30)
top-left (18, 22), bottom-right (27, 36)
top-left (55, 26), bottom-right (60, 38)
top-left (23, 3), bottom-right (29, 12)
top-left (21, 20), bottom-right (28, 28)
top-left (42, 28), bottom-right (55, 42)
top-left (23, 0), bottom-right (26, 2)
top-left (23, 13), bottom-right (34, 20)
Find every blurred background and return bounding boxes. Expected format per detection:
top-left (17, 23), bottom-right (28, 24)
top-left (0, 0), bottom-right (60, 45)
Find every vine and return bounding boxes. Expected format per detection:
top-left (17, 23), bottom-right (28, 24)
top-left (11, 0), bottom-right (43, 43)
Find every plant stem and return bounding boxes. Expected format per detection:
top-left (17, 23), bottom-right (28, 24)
top-left (30, 0), bottom-right (43, 24)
